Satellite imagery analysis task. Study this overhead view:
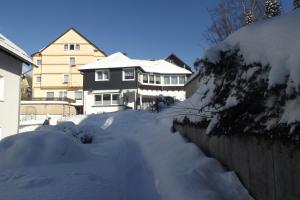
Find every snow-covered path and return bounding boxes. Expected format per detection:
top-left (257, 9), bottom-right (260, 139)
top-left (0, 111), bottom-right (251, 200)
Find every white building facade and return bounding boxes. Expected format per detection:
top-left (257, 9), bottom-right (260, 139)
top-left (0, 34), bottom-right (34, 139)
top-left (80, 52), bottom-right (192, 114)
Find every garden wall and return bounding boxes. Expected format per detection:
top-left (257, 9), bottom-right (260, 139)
top-left (174, 124), bottom-right (300, 200)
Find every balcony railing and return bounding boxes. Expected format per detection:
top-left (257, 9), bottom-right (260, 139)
top-left (30, 97), bottom-right (76, 103)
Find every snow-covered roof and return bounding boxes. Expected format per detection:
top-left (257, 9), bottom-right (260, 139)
top-left (0, 33), bottom-right (34, 65)
top-left (80, 52), bottom-right (192, 74)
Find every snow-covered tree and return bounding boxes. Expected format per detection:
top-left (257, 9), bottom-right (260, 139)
top-left (294, 0), bottom-right (300, 9)
top-left (265, 0), bottom-right (281, 18)
top-left (244, 9), bottom-right (255, 24)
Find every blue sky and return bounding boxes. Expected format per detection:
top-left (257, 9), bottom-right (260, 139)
top-left (0, 0), bottom-right (293, 69)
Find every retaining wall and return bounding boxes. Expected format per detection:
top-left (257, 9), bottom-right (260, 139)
top-left (174, 124), bottom-right (300, 200)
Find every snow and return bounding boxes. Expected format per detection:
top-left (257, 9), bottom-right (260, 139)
top-left (0, 33), bottom-right (34, 65)
top-left (204, 9), bottom-right (300, 90)
top-left (80, 52), bottom-right (192, 74)
top-left (279, 97), bottom-right (300, 124)
top-left (173, 10), bottom-right (300, 136)
top-left (0, 111), bottom-right (250, 200)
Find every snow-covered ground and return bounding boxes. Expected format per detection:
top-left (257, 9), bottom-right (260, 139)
top-left (0, 111), bottom-right (250, 200)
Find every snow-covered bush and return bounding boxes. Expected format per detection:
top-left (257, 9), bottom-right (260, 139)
top-left (175, 10), bottom-right (300, 143)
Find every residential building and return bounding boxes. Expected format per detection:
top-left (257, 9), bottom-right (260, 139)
top-left (165, 53), bottom-right (192, 71)
top-left (0, 33), bottom-right (34, 139)
top-left (79, 52), bottom-right (192, 114)
top-left (31, 28), bottom-right (106, 115)
top-left (184, 70), bottom-right (200, 98)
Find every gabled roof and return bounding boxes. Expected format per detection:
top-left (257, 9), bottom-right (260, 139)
top-left (31, 27), bottom-right (107, 57)
top-left (0, 33), bottom-right (34, 65)
top-left (165, 53), bottom-right (192, 71)
top-left (80, 52), bottom-right (192, 74)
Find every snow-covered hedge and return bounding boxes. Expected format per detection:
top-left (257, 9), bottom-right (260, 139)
top-left (175, 10), bottom-right (300, 142)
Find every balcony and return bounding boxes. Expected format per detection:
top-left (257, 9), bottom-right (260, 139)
top-left (31, 97), bottom-right (76, 103)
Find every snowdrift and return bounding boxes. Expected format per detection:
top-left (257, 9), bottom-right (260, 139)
top-left (0, 131), bottom-right (90, 168)
top-left (175, 9), bottom-right (300, 141)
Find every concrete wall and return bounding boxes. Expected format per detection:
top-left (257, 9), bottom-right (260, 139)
top-left (175, 124), bottom-right (300, 200)
top-left (0, 50), bottom-right (22, 139)
top-left (20, 101), bottom-right (76, 117)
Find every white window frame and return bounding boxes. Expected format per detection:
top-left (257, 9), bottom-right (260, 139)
top-left (70, 57), bottom-right (76, 65)
top-left (64, 44), bottom-right (68, 51)
top-left (46, 92), bottom-right (54, 98)
top-left (64, 43), bottom-right (80, 51)
top-left (122, 68), bottom-right (135, 81)
top-left (75, 91), bottom-right (83, 100)
top-left (178, 75), bottom-right (186, 85)
top-left (142, 73), bottom-right (149, 84)
top-left (94, 94), bottom-right (102, 105)
top-left (63, 74), bottom-right (69, 83)
top-left (94, 93), bottom-right (121, 105)
top-left (36, 59), bottom-right (42, 65)
top-left (0, 76), bottom-right (4, 101)
top-left (76, 44), bottom-right (80, 51)
top-left (155, 75), bottom-right (161, 84)
top-left (69, 43), bottom-right (75, 51)
top-left (171, 75), bottom-right (178, 85)
top-left (95, 70), bottom-right (110, 81)
top-left (36, 76), bottom-right (41, 83)
top-left (164, 75), bottom-right (171, 85)
top-left (59, 91), bottom-right (67, 98)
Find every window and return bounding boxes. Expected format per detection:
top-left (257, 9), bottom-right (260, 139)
top-left (149, 75), bottom-right (154, 84)
top-left (70, 57), bottom-right (75, 65)
top-left (69, 44), bottom-right (75, 50)
top-left (164, 76), bottom-right (170, 85)
top-left (123, 68), bottom-right (135, 80)
top-left (37, 59), bottom-right (42, 65)
top-left (171, 76), bottom-right (178, 85)
top-left (179, 75), bottom-right (185, 85)
top-left (36, 76), bottom-right (41, 83)
top-left (143, 74), bottom-right (148, 83)
top-left (0, 76), bottom-right (4, 101)
top-left (112, 94), bottom-right (120, 104)
top-left (103, 94), bottom-right (111, 105)
top-left (63, 74), bottom-right (69, 83)
top-left (64, 43), bottom-right (80, 51)
top-left (155, 75), bottom-right (161, 84)
top-left (95, 95), bottom-right (102, 105)
top-left (94, 93), bottom-right (121, 105)
top-left (46, 92), bottom-right (54, 98)
top-left (59, 91), bottom-right (67, 98)
top-left (95, 70), bottom-right (110, 81)
top-left (75, 91), bottom-right (82, 100)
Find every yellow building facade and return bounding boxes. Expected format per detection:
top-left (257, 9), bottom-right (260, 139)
top-left (32, 28), bottom-right (106, 113)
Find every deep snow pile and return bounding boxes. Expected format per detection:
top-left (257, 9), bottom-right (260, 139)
top-left (0, 111), bottom-right (251, 200)
top-left (174, 10), bottom-right (300, 141)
